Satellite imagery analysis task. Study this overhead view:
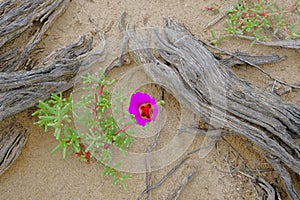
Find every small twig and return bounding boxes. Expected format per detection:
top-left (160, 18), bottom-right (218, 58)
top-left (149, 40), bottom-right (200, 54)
top-left (118, 12), bottom-right (128, 33)
top-left (221, 137), bottom-right (250, 169)
top-left (219, 52), bottom-right (285, 67)
top-left (167, 171), bottom-right (197, 200)
top-left (137, 157), bottom-right (189, 200)
top-left (238, 171), bottom-right (279, 200)
top-left (145, 149), bottom-right (151, 200)
top-left (187, 141), bottom-right (217, 156)
top-left (203, 41), bottom-right (300, 90)
top-left (238, 170), bottom-right (257, 179)
top-left (144, 128), bottom-right (163, 200)
top-left (219, 138), bottom-right (282, 199)
top-left (225, 150), bottom-right (234, 177)
top-left (265, 80), bottom-right (300, 96)
top-left (104, 20), bottom-right (115, 34)
top-left (203, 11), bottom-right (228, 30)
top-left (214, 165), bottom-right (237, 174)
top-left (249, 178), bottom-right (263, 200)
top-left (271, 80), bottom-right (277, 93)
top-left (274, 81), bottom-right (300, 96)
top-left (234, 35), bottom-right (300, 51)
top-left (216, 140), bottom-right (221, 157)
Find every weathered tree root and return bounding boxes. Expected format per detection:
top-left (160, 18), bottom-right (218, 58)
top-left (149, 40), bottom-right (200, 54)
top-left (0, 118), bottom-right (28, 175)
top-left (126, 19), bottom-right (300, 199)
top-left (0, 35), bottom-right (94, 175)
top-left (0, 0), bottom-right (69, 72)
top-left (0, 35), bottom-right (93, 122)
top-left (236, 35), bottom-right (300, 52)
top-left (0, 0), bottom-right (97, 175)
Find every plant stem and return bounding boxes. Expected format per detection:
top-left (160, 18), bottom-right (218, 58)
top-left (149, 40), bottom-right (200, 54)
top-left (99, 85), bottom-right (104, 95)
top-left (114, 124), bottom-right (133, 136)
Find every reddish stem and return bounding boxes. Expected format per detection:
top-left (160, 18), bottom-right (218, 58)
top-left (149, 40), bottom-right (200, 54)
top-left (103, 124), bottom-right (133, 150)
top-left (85, 151), bottom-right (91, 164)
top-left (257, 0), bottom-right (298, 16)
top-left (99, 85), bottom-right (104, 95)
top-left (104, 143), bottom-right (110, 149)
top-left (114, 124), bottom-right (133, 136)
top-left (286, 1), bottom-right (298, 12)
top-left (283, 26), bottom-right (291, 35)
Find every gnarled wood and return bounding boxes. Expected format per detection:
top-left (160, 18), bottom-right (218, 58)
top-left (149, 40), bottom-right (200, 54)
top-left (0, 35), bottom-right (94, 121)
top-left (0, 0), bottom-right (68, 72)
top-left (125, 19), bottom-right (300, 199)
top-left (0, 0), bottom-right (96, 175)
top-left (0, 118), bottom-right (28, 175)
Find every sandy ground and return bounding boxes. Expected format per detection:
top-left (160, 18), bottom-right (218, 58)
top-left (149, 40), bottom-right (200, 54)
top-left (1, 0), bottom-right (300, 199)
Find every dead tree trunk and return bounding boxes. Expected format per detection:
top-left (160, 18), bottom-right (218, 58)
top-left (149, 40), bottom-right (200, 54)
top-left (125, 19), bottom-right (300, 199)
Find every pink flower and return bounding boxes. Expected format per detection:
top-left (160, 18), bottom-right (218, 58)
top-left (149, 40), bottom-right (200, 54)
top-left (128, 92), bottom-right (158, 127)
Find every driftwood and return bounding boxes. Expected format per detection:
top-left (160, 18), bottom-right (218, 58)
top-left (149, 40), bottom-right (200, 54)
top-left (218, 52), bottom-right (285, 68)
top-left (235, 35), bottom-right (300, 52)
top-left (0, 0), bottom-right (69, 72)
top-left (0, 36), bottom-right (94, 121)
top-left (0, 36), bottom-right (94, 175)
top-left (0, 0), bottom-right (97, 175)
top-left (122, 19), bottom-right (300, 199)
top-left (0, 118), bottom-right (27, 175)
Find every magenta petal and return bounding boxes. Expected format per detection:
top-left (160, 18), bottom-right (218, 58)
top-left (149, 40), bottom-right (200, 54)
top-left (135, 116), bottom-right (150, 127)
top-left (128, 92), bottom-right (158, 127)
top-left (151, 103), bottom-right (158, 121)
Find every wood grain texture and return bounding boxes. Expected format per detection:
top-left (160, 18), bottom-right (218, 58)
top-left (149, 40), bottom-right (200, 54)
top-left (0, 35), bottom-right (94, 121)
top-left (0, 118), bottom-right (28, 175)
top-left (126, 19), bottom-right (300, 199)
top-left (0, 0), bottom-right (68, 72)
top-left (0, 0), bottom-right (96, 176)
